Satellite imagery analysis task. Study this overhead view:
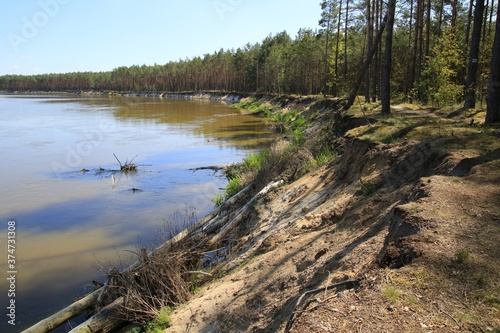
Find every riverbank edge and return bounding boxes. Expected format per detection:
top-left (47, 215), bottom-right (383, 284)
top-left (19, 92), bottom-right (335, 333)
top-left (0, 90), bottom-right (250, 103)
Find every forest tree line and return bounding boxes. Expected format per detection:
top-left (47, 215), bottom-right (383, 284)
top-left (1, 0), bottom-right (499, 120)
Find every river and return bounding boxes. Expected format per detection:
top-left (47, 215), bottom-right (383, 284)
top-left (0, 94), bottom-right (273, 332)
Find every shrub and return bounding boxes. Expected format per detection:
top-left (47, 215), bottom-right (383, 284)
top-left (421, 28), bottom-right (465, 106)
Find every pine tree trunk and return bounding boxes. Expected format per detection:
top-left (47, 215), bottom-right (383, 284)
top-left (365, 0), bottom-right (373, 102)
top-left (465, 0), bottom-right (474, 48)
top-left (465, 0), bottom-right (485, 109)
top-left (381, 0), bottom-right (397, 114)
top-left (344, 0), bottom-right (350, 83)
top-left (409, 0), bottom-right (421, 100)
top-left (373, 0), bottom-right (381, 102)
top-left (425, 0), bottom-right (431, 57)
top-left (485, 0), bottom-right (500, 123)
top-left (334, 0), bottom-right (343, 96)
top-left (406, 0), bottom-right (415, 98)
top-left (438, 0), bottom-right (445, 36)
top-left (452, 0), bottom-right (459, 27)
top-left (344, 14), bottom-right (387, 110)
top-left (483, 0), bottom-right (490, 45)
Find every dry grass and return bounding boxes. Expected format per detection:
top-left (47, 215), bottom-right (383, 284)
top-left (97, 238), bottom-right (211, 325)
top-left (102, 251), bottom-right (188, 323)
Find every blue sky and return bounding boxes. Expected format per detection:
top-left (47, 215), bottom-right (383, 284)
top-left (0, 0), bottom-right (321, 75)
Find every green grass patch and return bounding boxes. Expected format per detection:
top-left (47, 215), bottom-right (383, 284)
top-left (454, 249), bottom-right (470, 263)
top-left (212, 176), bottom-right (243, 207)
top-left (314, 146), bottom-right (338, 167)
top-left (243, 151), bottom-right (266, 170)
top-left (382, 284), bottom-right (401, 303)
top-left (473, 290), bottom-right (500, 310)
top-left (225, 177), bottom-right (243, 198)
top-left (233, 98), bottom-right (272, 116)
top-left (302, 146), bottom-right (338, 174)
top-left (272, 109), bottom-right (306, 134)
top-left (144, 306), bottom-right (173, 333)
top-left (211, 193), bottom-right (225, 207)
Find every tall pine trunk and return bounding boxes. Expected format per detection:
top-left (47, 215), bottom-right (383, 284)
top-left (344, 0), bottom-right (350, 83)
top-left (465, 0), bottom-right (474, 48)
top-left (406, 0), bottom-right (415, 98)
top-left (373, 0), bottom-right (381, 102)
top-left (485, 0), bottom-right (500, 123)
top-left (334, 0), bottom-right (343, 96)
top-left (425, 0), bottom-right (431, 57)
top-left (344, 15), bottom-right (387, 111)
top-left (365, 0), bottom-right (373, 102)
top-left (465, 0), bottom-right (485, 109)
top-left (438, 0), bottom-right (445, 36)
top-left (381, 0), bottom-right (397, 114)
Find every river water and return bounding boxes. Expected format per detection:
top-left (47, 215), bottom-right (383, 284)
top-left (0, 94), bottom-right (273, 332)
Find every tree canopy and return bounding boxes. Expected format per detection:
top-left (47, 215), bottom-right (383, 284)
top-left (0, 0), bottom-right (497, 119)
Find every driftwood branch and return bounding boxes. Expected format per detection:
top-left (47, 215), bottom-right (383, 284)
top-left (183, 271), bottom-right (213, 277)
top-left (113, 153), bottom-right (123, 168)
top-left (284, 280), bottom-right (359, 333)
top-left (189, 165), bottom-right (227, 173)
top-left (293, 294), bottom-right (339, 315)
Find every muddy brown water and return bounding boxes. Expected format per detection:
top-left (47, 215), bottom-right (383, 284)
top-left (0, 94), bottom-right (274, 332)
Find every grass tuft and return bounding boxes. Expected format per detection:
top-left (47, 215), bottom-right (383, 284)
top-left (454, 249), bottom-right (470, 263)
top-left (382, 284), bottom-right (401, 303)
top-left (144, 306), bottom-right (173, 332)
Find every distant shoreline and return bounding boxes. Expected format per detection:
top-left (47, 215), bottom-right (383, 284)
top-left (0, 90), bottom-right (249, 103)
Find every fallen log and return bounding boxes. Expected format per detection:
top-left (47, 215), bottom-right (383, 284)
top-left (218, 182), bottom-right (254, 212)
top-left (146, 182), bottom-right (254, 256)
top-left (21, 289), bottom-right (100, 333)
top-left (68, 297), bottom-right (128, 333)
top-left (210, 180), bottom-right (284, 245)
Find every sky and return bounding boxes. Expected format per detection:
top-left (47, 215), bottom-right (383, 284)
top-left (0, 0), bottom-right (322, 76)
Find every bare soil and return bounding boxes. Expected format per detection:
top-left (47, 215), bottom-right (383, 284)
top-left (164, 104), bottom-right (500, 333)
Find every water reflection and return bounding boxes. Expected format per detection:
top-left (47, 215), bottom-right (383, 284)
top-left (0, 95), bottom-right (274, 332)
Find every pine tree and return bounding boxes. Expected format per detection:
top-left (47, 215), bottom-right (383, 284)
top-left (485, 0), bottom-right (500, 123)
top-left (381, 0), bottom-right (397, 114)
top-left (464, 0), bottom-right (485, 109)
